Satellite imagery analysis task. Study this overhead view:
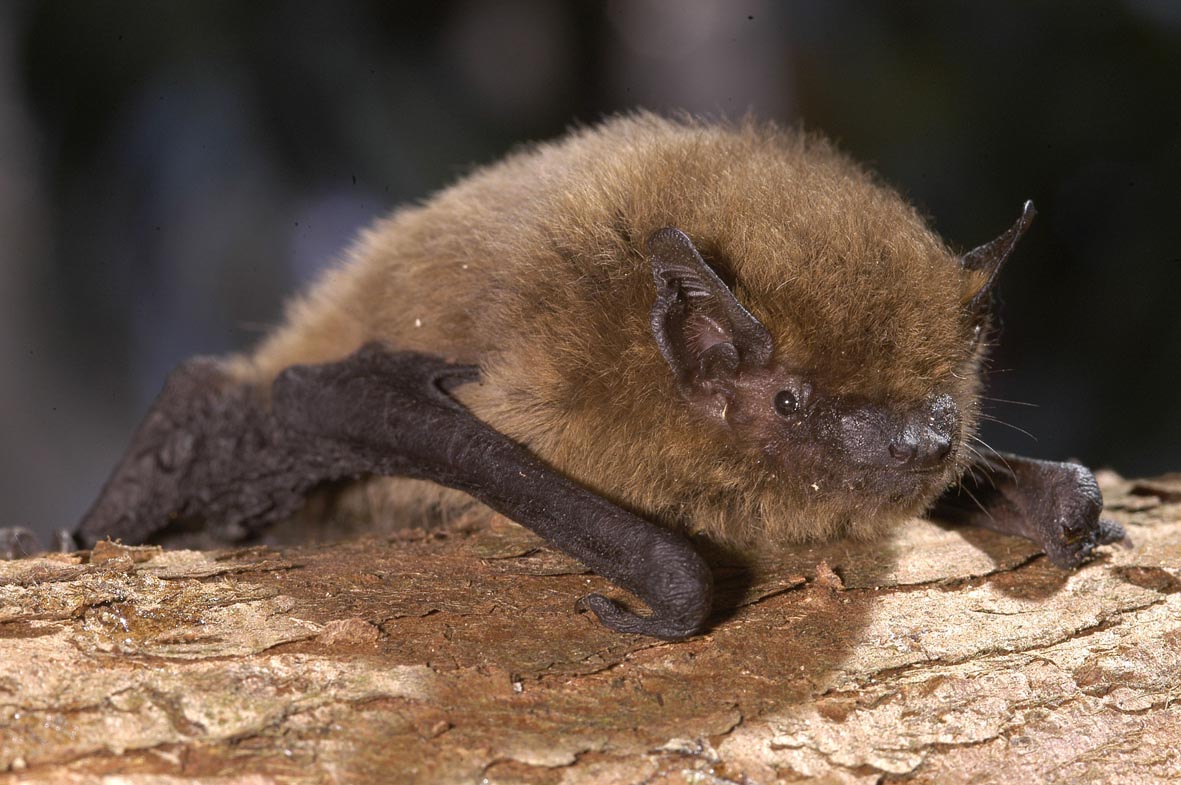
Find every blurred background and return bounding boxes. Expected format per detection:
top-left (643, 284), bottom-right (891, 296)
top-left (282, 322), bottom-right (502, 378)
top-left (2, 1), bottom-right (1178, 538)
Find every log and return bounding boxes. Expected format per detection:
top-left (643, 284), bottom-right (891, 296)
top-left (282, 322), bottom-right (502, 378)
top-left (1, 472), bottom-right (1178, 784)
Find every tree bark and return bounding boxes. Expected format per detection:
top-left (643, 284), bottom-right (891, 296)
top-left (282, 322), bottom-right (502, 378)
top-left (1, 472), bottom-right (1178, 784)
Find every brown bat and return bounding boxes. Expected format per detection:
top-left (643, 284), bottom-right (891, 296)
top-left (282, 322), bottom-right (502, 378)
top-left (2, 114), bottom-right (1126, 639)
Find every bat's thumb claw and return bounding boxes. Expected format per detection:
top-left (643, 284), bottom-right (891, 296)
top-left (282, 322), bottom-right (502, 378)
top-left (577, 592), bottom-right (642, 632)
top-left (577, 592), bottom-right (704, 641)
top-left (1098, 517), bottom-right (1131, 548)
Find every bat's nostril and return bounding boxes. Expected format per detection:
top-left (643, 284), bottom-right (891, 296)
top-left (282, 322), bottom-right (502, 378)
top-left (932, 436), bottom-right (952, 461)
top-left (890, 430), bottom-right (950, 470)
top-left (914, 432), bottom-right (952, 469)
top-left (889, 440), bottom-right (917, 464)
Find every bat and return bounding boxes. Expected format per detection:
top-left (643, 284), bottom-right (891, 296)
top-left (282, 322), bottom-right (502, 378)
top-left (2, 114), bottom-right (1127, 639)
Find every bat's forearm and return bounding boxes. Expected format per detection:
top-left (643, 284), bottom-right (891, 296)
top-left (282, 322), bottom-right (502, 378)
top-left (270, 345), bottom-right (713, 639)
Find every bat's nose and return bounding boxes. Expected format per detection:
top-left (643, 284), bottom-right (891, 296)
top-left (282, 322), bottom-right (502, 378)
top-left (889, 428), bottom-right (952, 470)
top-left (836, 393), bottom-right (958, 472)
top-left (890, 393), bottom-right (957, 471)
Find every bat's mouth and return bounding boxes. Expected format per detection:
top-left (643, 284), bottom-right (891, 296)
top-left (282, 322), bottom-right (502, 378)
top-left (833, 458), bottom-right (955, 508)
top-left (904, 460), bottom-right (952, 475)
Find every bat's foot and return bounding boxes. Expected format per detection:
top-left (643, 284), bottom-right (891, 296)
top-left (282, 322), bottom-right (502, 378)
top-left (933, 454), bottom-right (1130, 569)
top-left (1, 527), bottom-right (77, 559)
top-left (1050, 513), bottom-right (1128, 568)
top-left (1031, 462), bottom-right (1126, 569)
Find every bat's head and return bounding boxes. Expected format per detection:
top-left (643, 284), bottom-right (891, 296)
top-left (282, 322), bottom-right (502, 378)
top-left (459, 115), bottom-right (1036, 545)
top-left (645, 202), bottom-right (1034, 542)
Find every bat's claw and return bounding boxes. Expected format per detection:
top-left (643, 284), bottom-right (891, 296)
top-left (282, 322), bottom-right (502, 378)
top-left (577, 592), bottom-right (707, 641)
top-left (1098, 517), bottom-right (1131, 548)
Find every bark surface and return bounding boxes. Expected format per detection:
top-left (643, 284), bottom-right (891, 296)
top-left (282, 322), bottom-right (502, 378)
top-left (1, 472), bottom-right (1178, 784)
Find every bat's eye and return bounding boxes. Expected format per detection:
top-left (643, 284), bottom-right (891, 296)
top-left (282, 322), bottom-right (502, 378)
top-left (774, 390), bottom-right (800, 417)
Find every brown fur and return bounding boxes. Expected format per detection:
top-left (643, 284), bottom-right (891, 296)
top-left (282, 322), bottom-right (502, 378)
top-left (228, 113), bottom-right (987, 548)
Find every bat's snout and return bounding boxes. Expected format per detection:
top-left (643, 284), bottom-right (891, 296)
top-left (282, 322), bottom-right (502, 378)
top-left (837, 394), bottom-right (958, 474)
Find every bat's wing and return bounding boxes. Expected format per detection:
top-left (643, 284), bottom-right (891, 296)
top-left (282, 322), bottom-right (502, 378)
top-left (74, 355), bottom-right (323, 548)
top-left (931, 451), bottom-right (1128, 567)
top-left (74, 343), bottom-right (712, 640)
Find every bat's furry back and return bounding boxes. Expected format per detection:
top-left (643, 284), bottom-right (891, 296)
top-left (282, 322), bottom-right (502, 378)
top-left (228, 113), bottom-right (984, 547)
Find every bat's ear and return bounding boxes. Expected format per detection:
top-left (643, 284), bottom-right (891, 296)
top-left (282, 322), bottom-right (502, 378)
top-left (647, 227), bottom-right (773, 395)
top-left (961, 200), bottom-right (1036, 316)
